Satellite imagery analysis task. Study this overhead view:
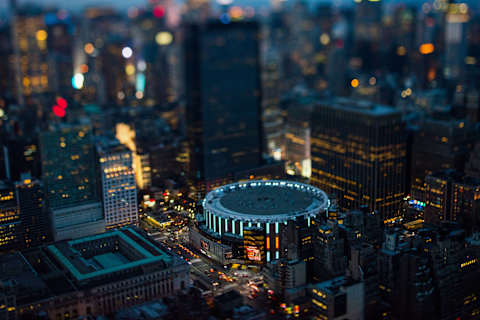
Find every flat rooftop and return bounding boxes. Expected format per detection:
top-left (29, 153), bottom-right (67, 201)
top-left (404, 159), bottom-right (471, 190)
top-left (220, 186), bottom-right (314, 215)
top-left (319, 97), bottom-right (401, 117)
top-left (48, 227), bottom-right (172, 281)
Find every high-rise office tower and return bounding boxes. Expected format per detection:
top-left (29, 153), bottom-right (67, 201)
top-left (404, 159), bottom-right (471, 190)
top-left (97, 139), bottom-right (138, 228)
top-left (15, 174), bottom-right (51, 248)
top-left (45, 11), bottom-right (74, 97)
top-left (0, 181), bottom-right (20, 251)
top-left (185, 20), bottom-right (262, 190)
top-left (311, 98), bottom-right (407, 220)
top-left (424, 170), bottom-right (480, 232)
top-left (40, 123), bottom-right (104, 240)
top-left (11, 6), bottom-right (50, 105)
top-left (411, 118), bottom-right (475, 202)
top-left (444, 2), bottom-right (469, 81)
top-left (100, 40), bottom-right (136, 106)
top-left (353, 0), bottom-right (383, 72)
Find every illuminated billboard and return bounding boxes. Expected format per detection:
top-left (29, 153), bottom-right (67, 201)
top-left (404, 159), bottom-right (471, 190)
top-left (246, 246), bottom-right (261, 261)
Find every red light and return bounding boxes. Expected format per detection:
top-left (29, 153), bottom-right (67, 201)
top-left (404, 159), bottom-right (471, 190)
top-left (56, 97), bottom-right (67, 109)
top-left (153, 5), bottom-right (165, 18)
top-left (52, 105), bottom-right (66, 118)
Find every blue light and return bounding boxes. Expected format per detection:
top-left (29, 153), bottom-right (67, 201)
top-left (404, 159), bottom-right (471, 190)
top-left (220, 13), bottom-right (230, 24)
top-left (136, 73), bottom-right (145, 92)
top-left (44, 13), bottom-right (58, 25)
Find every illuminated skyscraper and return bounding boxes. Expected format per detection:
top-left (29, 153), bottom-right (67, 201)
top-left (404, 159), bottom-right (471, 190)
top-left (40, 123), bottom-right (104, 240)
top-left (311, 98), bottom-right (407, 220)
top-left (444, 2), bottom-right (469, 81)
top-left (11, 6), bottom-right (50, 104)
top-left (185, 20), bottom-right (262, 190)
top-left (15, 174), bottom-right (51, 248)
top-left (97, 139), bottom-right (138, 228)
top-left (411, 118), bottom-right (475, 202)
top-left (0, 181), bottom-right (20, 251)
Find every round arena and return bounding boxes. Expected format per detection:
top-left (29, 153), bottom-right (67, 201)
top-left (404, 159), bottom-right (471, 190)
top-left (190, 180), bottom-right (330, 265)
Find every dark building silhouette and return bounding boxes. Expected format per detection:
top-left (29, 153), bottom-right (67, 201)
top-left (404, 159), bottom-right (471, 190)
top-left (411, 118), bottom-right (475, 202)
top-left (424, 170), bottom-right (480, 232)
top-left (311, 97), bottom-right (407, 220)
top-left (184, 20), bottom-right (262, 191)
top-left (15, 175), bottom-right (51, 248)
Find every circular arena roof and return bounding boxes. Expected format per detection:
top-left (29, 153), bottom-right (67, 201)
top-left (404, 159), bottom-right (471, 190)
top-left (203, 180), bottom-right (329, 223)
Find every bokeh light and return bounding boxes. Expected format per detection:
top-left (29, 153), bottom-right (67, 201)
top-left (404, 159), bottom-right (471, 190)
top-left (72, 73), bottom-right (84, 89)
top-left (155, 32), bottom-right (173, 46)
top-left (52, 105), bottom-right (66, 118)
top-left (36, 30), bottom-right (48, 41)
top-left (122, 46), bottom-right (133, 58)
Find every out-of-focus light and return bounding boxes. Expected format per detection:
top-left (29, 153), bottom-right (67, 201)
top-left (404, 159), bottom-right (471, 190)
top-left (117, 91), bottom-right (125, 100)
top-left (217, 0), bottom-right (233, 5)
top-left (351, 78), bottom-right (359, 88)
top-left (138, 60), bottom-right (147, 72)
top-left (84, 43), bottom-right (95, 55)
top-left (136, 91), bottom-right (144, 99)
top-left (122, 46), bottom-right (133, 58)
top-left (229, 6), bottom-right (244, 20)
top-left (136, 73), bottom-right (146, 92)
top-left (354, 0), bottom-right (362, 3)
top-left (128, 7), bottom-right (139, 19)
top-left (465, 56), bottom-right (476, 65)
top-left (405, 88), bottom-right (412, 96)
top-left (56, 97), bottom-right (67, 109)
top-left (220, 13), bottom-right (230, 24)
top-left (155, 31), bottom-right (173, 45)
top-left (125, 63), bottom-right (135, 76)
top-left (422, 3), bottom-right (431, 13)
top-left (72, 73), bottom-right (84, 89)
top-left (459, 3), bottom-right (468, 14)
top-left (57, 9), bottom-right (68, 20)
top-left (419, 43), bottom-right (434, 55)
top-left (80, 64), bottom-right (89, 73)
top-left (397, 46), bottom-right (406, 56)
top-left (369, 77), bottom-right (376, 86)
top-left (320, 33), bottom-right (330, 45)
top-left (245, 6), bottom-right (255, 18)
top-left (153, 5), bottom-right (165, 18)
top-left (36, 30), bottom-right (48, 41)
top-left (401, 91), bottom-right (407, 98)
top-left (0, 109), bottom-right (4, 118)
top-left (52, 105), bottom-right (66, 118)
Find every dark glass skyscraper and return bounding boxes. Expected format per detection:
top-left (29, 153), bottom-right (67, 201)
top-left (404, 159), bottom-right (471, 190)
top-left (15, 175), bottom-right (51, 248)
top-left (40, 123), bottom-right (98, 208)
top-left (311, 98), bottom-right (407, 220)
top-left (185, 20), bottom-right (262, 188)
top-left (40, 123), bottom-right (104, 240)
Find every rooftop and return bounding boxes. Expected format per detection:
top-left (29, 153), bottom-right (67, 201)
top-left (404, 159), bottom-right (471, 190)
top-left (48, 227), bottom-right (172, 281)
top-left (204, 180), bottom-right (329, 222)
top-left (319, 97), bottom-right (401, 118)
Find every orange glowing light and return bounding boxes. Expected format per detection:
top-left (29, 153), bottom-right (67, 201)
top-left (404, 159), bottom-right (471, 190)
top-left (80, 64), bottom-right (89, 73)
top-left (84, 43), bottom-right (95, 55)
top-left (275, 236), bottom-right (279, 249)
top-left (427, 68), bottom-right (436, 82)
top-left (351, 78), bottom-right (359, 88)
top-left (266, 237), bottom-right (270, 250)
top-left (229, 6), bottom-right (244, 19)
top-left (419, 43), bottom-right (435, 55)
